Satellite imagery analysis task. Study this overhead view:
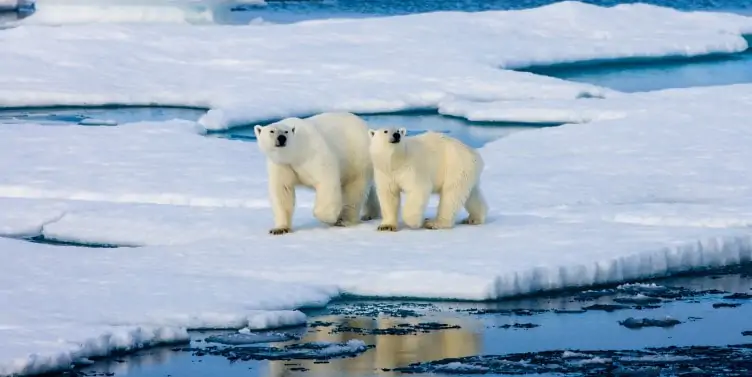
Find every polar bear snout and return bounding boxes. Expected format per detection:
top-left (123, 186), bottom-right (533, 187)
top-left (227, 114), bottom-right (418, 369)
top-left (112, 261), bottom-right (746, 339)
top-left (275, 134), bottom-right (287, 147)
top-left (390, 132), bottom-right (401, 144)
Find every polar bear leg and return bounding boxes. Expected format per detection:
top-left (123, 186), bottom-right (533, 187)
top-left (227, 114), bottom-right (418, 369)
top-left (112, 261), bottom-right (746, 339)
top-left (313, 181), bottom-right (343, 226)
top-left (336, 176), bottom-right (369, 226)
top-left (425, 184), bottom-right (472, 230)
top-left (361, 184), bottom-right (381, 221)
top-left (375, 173), bottom-right (400, 231)
top-left (268, 167), bottom-right (296, 235)
top-left (402, 186), bottom-right (432, 229)
top-left (461, 185), bottom-right (488, 225)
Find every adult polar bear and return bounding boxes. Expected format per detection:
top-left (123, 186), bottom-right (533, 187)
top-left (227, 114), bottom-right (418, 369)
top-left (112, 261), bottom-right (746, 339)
top-left (254, 112), bottom-right (380, 235)
top-left (369, 127), bottom-right (487, 231)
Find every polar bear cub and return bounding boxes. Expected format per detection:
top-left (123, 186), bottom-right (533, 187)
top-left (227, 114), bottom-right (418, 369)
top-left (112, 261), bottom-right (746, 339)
top-left (254, 112), bottom-right (380, 235)
top-left (368, 127), bottom-right (487, 231)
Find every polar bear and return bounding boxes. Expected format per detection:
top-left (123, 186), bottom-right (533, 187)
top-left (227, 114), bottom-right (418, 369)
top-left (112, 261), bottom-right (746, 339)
top-left (368, 127), bottom-right (487, 231)
top-left (254, 112), bottom-right (381, 235)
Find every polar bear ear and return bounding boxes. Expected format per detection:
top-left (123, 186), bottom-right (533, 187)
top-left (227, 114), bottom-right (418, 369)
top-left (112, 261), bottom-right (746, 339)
top-left (368, 129), bottom-right (376, 137)
top-left (398, 128), bottom-right (407, 137)
top-left (254, 125), bottom-right (263, 137)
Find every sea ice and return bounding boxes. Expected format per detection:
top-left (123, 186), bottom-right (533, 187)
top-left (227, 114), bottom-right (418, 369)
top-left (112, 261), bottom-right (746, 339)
top-left (0, 236), bottom-right (337, 376)
top-left (205, 331), bottom-right (299, 345)
top-left (2, 2), bottom-right (752, 130)
top-left (19, 0), bottom-right (262, 25)
top-left (2, 83), bottom-right (752, 374)
top-left (180, 339), bottom-right (369, 360)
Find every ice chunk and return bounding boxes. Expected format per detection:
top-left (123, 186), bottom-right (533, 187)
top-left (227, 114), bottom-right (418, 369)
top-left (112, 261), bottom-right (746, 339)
top-left (78, 118), bottom-right (117, 126)
top-left (182, 339), bottom-right (369, 361)
top-left (245, 310), bottom-right (307, 330)
top-left (434, 362), bottom-right (491, 373)
top-left (20, 0), bottom-right (266, 25)
top-left (619, 317), bottom-right (682, 329)
top-left (204, 331), bottom-right (298, 345)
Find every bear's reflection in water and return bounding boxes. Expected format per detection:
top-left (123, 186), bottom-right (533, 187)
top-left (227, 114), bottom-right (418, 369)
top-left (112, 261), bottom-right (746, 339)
top-left (267, 315), bottom-right (481, 377)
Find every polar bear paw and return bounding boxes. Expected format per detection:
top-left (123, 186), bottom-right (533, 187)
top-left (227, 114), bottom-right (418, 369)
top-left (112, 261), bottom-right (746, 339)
top-left (460, 217), bottom-right (483, 225)
top-left (377, 224), bottom-right (398, 232)
top-left (423, 218), bottom-right (453, 230)
top-left (334, 218), bottom-right (359, 227)
top-left (269, 227), bottom-right (291, 235)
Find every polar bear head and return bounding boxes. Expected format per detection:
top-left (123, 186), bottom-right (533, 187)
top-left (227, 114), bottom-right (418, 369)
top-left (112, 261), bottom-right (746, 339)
top-left (369, 127), bottom-right (407, 155)
top-left (254, 119), bottom-right (300, 164)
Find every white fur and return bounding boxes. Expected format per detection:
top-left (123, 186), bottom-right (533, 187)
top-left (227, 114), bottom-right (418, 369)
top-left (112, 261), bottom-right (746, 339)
top-left (254, 112), bottom-right (380, 234)
top-left (368, 127), bottom-right (487, 230)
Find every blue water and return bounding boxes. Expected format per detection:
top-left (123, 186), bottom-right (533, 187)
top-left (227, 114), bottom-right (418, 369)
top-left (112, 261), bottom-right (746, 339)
top-left (219, 0), bottom-right (752, 24)
top-left (75, 269), bottom-right (752, 377)
top-left (212, 112), bottom-right (538, 148)
top-left (0, 107), bottom-right (535, 148)
top-left (522, 47), bottom-right (752, 92)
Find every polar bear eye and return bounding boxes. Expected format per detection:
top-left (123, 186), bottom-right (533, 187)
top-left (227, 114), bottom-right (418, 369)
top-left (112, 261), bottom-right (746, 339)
top-left (383, 130), bottom-right (388, 134)
top-left (284, 131), bottom-right (289, 134)
top-left (270, 130), bottom-right (275, 134)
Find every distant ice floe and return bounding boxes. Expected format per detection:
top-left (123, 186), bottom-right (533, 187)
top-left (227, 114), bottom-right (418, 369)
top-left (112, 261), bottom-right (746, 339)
top-left (15, 0), bottom-right (268, 25)
top-left (1, 2), bottom-right (752, 130)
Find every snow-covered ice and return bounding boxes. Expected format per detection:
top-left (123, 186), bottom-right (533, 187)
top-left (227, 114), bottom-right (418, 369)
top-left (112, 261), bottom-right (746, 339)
top-left (25, 1), bottom-right (214, 25)
top-left (0, 236), bottom-right (336, 376)
top-left (13, 0), bottom-right (265, 25)
top-left (3, 2), bottom-right (752, 130)
top-left (3, 82), bottom-right (752, 375)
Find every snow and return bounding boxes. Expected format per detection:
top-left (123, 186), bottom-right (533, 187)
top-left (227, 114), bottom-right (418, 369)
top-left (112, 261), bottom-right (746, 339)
top-left (3, 83), bottom-right (752, 374)
top-left (244, 310), bottom-right (307, 330)
top-left (3, 2), bottom-right (752, 130)
top-left (0, 236), bottom-right (336, 376)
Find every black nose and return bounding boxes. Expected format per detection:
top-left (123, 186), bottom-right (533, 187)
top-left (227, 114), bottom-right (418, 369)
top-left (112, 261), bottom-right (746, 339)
top-left (276, 134), bottom-right (287, 146)
top-left (391, 132), bottom-right (401, 143)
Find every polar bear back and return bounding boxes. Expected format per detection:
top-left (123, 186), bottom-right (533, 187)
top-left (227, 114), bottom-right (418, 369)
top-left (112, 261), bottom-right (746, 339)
top-left (403, 132), bottom-right (483, 191)
top-left (299, 112), bottom-right (372, 183)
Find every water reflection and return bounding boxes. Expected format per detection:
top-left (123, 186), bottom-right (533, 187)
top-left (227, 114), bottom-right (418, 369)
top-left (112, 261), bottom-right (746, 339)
top-left (73, 266), bottom-right (752, 377)
top-left (267, 315), bottom-right (481, 376)
top-left (84, 345), bottom-right (184, 377)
